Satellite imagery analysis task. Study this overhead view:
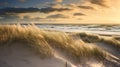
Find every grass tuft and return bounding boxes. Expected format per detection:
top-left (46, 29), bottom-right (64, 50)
top-left (0, 24), bottom-right (53, 58)
top-left (78, 32), bottom-right (120, 50)
top-left (79, 32), bottom-right (100, 43)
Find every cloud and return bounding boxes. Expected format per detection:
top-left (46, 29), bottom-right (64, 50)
top-left (78, 5), bottom-right (94, 9)
top-left (46, 14), bottom-right (69, 19)
top-left (88, 0), bottom-right (108, 7)
top-left (40, 7), bottom-right (71, 13)
top-left (0, 15), bottom-right (21, 22)
top-left (21, 16), bottom-right (46, 21)
top-left (74, 13), bottom-right (85, 16)
top-left (67, 4), bottom-right (78, 7)
top-left (0, 15), bottom-right (41, 22)
top-left (23, 15), bottom-right (30, 19)
top-left (0, 7), bottom-right (40, 15)
top-left (0, 7), bottom-right (71, 15)
top-left (33, 17), bottom-right (45, 20)
top-left (0, 2), bottom-right (9, 6)
top-left (51, 4), bottom-right (62, 8)
top-left (21, 15), bottom-right (35, 21)
top-left (55, 0), bottom-right (63, 3)
top-left (17, 0), bottom-right (27, 2)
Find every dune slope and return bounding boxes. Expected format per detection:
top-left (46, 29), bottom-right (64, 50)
top-left (0, 25), bottom-right (119, 67)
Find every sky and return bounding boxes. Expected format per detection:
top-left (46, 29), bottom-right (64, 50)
top-left (0, 0), bottom-right (120, 24)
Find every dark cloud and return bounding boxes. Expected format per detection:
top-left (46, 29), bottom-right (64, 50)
top-left (32, 17), bottom-right (45, 21)
top-left (0, 2), bottom-right (9, 6)
top-left (22, 15), bottom-right (33, 21)
top-left (17, 0), bottom-right (27, 2)
top-left (0, 15), bottom-right (20, 19)
top-left (33, 17), bottom-right (45, 20)
top-left (46, 14), bottom-right (69, 19)
top-left (78, 6), bottom-right (94, 9)
top-left (23, 15), bottom-right (30, 19)
top-left (22, 15), bottom-right (44, 20)
top-left (0, 15), bottom-right (20, 22)
top-left (74, 13), bottom-right (85, 16)
top-left (39, 7), bottom-right (71, 13)
top-left (0, 7), bottom-right (40, 15)
top-left (0, 7), bottom-right (71, 15)
top-left (0, 15), bottom-right (40, 22)
top-left (88, 0), bottom-right (108, 7)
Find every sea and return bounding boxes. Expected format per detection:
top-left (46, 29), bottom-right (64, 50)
top-left (36, 24), bottom-right (120, 36)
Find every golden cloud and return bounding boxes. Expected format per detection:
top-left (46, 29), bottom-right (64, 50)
top-left (55, 0), bottom-right (63, 3)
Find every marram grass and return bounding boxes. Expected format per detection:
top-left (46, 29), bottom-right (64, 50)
top-left (78, 32), bottom-right (120, 50)
top-left (101, 38), bottom-right (120, 50)
top-left (78, 32), bottom-right (100, 43)
top-left (0, 24), bottom-right (53, 58)
top-left (0, 25), bottom-right (106, 62)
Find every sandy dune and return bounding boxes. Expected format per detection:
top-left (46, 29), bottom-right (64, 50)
top-left (0, 37), bottom-right (119, 67)
top-left (0, 43), bottom-right (75, 67)
top-left (0, 43), bottom-right (110, 67)
top-left (0, 25), bottom-right (120, 67)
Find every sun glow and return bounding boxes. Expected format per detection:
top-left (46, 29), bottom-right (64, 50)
top-left (74, 0), bottom-right (120, 24)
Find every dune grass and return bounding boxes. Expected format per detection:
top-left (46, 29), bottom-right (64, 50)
top-left (112, 36), bottom-right (120, 41)
top-left (0, 25), bottom-right (106, 62)
top-left (78, 32), bottom-right (101, 43)
top-left (0, 24), bottom-right (53, 58)
top-left (101, 38), bottom-right (120, 50)
top-left (78, 32), bottom-right (120, 50)
top-left (43, 32), bottom-right (106, 62)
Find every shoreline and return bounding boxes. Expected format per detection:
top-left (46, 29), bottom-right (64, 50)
top-left (1, 23), bottom-right (120, 25)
